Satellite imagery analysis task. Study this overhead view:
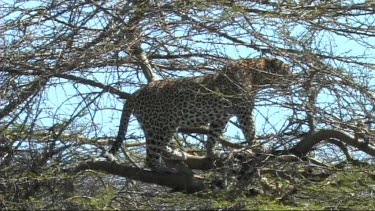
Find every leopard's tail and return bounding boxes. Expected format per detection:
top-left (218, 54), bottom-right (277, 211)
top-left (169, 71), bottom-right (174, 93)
top-left (108, 100), bottom-right (134, 157)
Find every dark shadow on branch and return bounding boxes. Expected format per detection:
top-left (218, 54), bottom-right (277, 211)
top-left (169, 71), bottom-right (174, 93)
top-left (70, 161), bottom-right (206, 193)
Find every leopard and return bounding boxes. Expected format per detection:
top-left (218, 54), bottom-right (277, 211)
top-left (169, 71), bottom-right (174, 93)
top-left (108, 58), bottom-right (291, 172)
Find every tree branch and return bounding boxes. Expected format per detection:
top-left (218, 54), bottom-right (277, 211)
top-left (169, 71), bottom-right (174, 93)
top-left (0, 76), bottom-right (49, 121)
top-left (1, 68), bottom-right (132, 99)
top-left (55, 73), bottom-right (131, 99)
top-left (290, 129), bottom-right (375, 157)
top-left (71, 161), bottom-right (205, 193)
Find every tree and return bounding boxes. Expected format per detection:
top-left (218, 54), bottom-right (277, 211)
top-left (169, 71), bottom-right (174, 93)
top-left (1, 0), bottom-right (374, 209)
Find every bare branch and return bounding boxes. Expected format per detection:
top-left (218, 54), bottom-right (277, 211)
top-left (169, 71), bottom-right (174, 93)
top-left (291, 129), bottom-right (375, 157)
top-left (0, 76), bottom-right (49, 121)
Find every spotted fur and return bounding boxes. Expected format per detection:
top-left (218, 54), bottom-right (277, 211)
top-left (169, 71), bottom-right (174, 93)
top-left (109, 58), bottom-right (291, 172)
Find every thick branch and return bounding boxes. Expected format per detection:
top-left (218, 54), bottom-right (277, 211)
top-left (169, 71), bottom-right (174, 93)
top-left (124, 1), bottom-right (157, 83)
top-left (291, 129), bottom-right (375, 157)
top-left (71, 161), bottom-right (205, 193)
top-left (133, 48), bottom-right (158, 83)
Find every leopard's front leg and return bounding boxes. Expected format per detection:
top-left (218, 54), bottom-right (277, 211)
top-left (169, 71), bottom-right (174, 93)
top-left (206, 120), bottom-right (228, 159)
top-left (236, 103), bottom-right (257, 147)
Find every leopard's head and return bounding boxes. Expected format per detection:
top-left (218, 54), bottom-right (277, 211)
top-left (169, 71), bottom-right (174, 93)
top-left (254, 58), bottom-right (292, 86)
top-left (224, 58), bottom-right (292, 90)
